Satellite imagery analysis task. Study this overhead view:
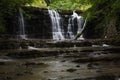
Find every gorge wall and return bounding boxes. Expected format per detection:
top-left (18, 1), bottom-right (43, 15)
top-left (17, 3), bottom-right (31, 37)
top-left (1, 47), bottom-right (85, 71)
top-left (5, 7), bottom-right (75, 39)
top-left (0, 6), bottom-right (120, 40)
top-left (4, 7), bottom-right (84, 39)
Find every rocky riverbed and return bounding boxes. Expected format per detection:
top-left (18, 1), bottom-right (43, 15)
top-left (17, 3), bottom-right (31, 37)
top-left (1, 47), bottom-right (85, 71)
top-left (0, 39), bottom-right (120, 80)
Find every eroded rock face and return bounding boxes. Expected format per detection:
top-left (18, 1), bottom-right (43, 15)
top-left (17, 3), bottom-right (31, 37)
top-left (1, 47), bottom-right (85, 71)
top-left (18, 7), bottom-right (52, 39)
top-left (3, 6), bottom-right (84, 39)
top-left (0, 39), bottom-right (120, 50)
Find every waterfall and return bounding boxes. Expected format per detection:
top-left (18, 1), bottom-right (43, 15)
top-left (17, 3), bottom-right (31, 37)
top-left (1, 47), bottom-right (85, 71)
top-left (48, 10), bottom-right (65, 40)
top-left (66, 18), bottom-right (75, 39)
top-left (77, 18), bottom-right (87, 40)
top-left (18, 9), bottom-right (26, 39)
top-left (67, 11), bottom-right (85, 40)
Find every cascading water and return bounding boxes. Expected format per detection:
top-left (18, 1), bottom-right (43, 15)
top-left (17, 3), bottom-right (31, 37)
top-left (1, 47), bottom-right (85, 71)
top-left (66, 18), bottom-right (75, 39)
top-left (18, 9), bottom-right (26, 39)
top-left (77, 18), bottom-right (87, 40)
top-left (48, 10), bottom-right (65, 40)
top-left (66, 11), bottom-right (85, 40)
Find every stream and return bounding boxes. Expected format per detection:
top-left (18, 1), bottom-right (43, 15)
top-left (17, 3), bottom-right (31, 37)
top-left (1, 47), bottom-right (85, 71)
top-left (0, 45), bottom-right (120, 80)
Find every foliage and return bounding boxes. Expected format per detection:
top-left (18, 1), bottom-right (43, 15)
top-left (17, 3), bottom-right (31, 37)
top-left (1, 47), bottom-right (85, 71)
top-left (0, 0), bottom-right (47, 33)
top-left (26, 0), bottom-right (47, 8)
top-left (83, 0), bottom-right (120, 38)
top-left (47, 0), bottom-right (120, 21)
top-left (49, 0), bottom-right (91, 10)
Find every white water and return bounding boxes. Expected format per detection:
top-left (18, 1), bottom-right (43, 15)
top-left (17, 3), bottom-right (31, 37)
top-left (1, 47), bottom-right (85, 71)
top-left (18, 9), bottom-right (26, 39)
top-left (67, 18), bottom-right (75, 39)
top-left (48, 10), bottom-right (65, 40)
top-left (67, 12), bottom-right (86, 40)
top-left (77, 18), bottom-right (87, 40)
top-left (28, 46), bottom-right (40, 50)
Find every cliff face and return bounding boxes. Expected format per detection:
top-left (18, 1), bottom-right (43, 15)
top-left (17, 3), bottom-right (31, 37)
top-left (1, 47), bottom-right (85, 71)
top-left (4, 7), bottom-right (74, 39)
top-left (5, 6), bottom-right (120, 40)
top-left (4, 7), bottom-right (83, 39)
top-left (23, 7), bottom-right (52, 39)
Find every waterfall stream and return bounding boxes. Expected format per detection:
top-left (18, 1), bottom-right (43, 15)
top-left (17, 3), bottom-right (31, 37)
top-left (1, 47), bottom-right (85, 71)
top-left (48, 10), bottom-right (65, 40)
top-left (78, 18), bottom-right (87, 40)
top-left (18, 9), bottom-right (85, 40)
top-left (18, 9), bottom-right (26, 39)
top-left (67, 11), bottom-right (85, 40)
top-left (48, 10), bottom-right (86, 40)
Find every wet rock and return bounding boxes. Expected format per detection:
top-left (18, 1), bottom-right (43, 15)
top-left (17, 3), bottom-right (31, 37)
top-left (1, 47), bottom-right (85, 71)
top-left (66, 68), bottom-right (77, 72)
top-left (74, 75), bottom-right (116, 80)
top-left (87, 63), bottom-right (100, 69)
top-left (61, 70), bottom-right (65, 72)
top-left (77, 41), bottom-right (92, 47)
top-left (16, 73), bottom-right (24, 76)
top-left (5, 76), bottom-right (13, 80)
top-left (24, 71), bottom-right (33, 75)
top-left (48, 78), bottom-right (58, 80)
top-left (61, 60), bottom-right (66, 62)
top-left (73, 55), bottom-right (120, 63)
top-left (43, 71), bottom-right (49, 73)
top-left (52, 41), bottom-right (92, 47)
top-left (0, 62), bottom-right (5, 65)
top-left (73, 77), bottom-right (94, 80)
top-left (6, 49), bottom-right (62, 58)
top-left (24, 62), bottom-right (45, 66)
top-left (0, 39), bottom-right (119, 50)
top-left (76, 65), bottom-right (80, 67)
top-left (96, 69), bottom-right (102, 73)
top-left (0, 40), bottom-right (19, 50)
top-left (80, 50), bottom-right (94, 52)
top-left (95, 75), bottom-right (115, 80)
top-left (103, 48), bottom-right (120, 53)
top-left (73, 58), bottom-right (92, 63)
